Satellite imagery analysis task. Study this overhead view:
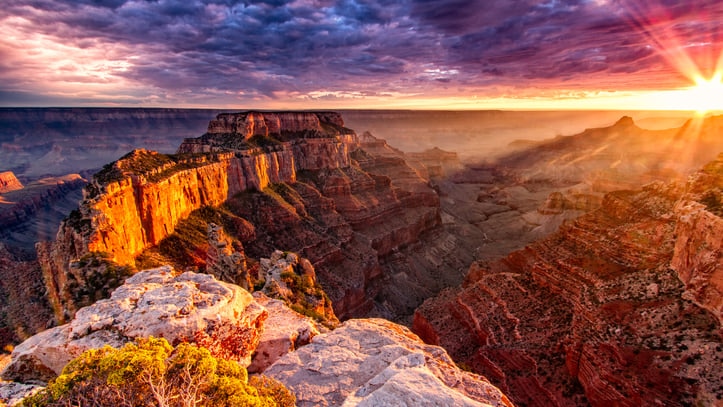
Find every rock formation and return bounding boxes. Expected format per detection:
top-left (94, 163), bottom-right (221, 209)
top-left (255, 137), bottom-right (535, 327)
top-left (493, 115), bottom-right (723, 188)
top-left (248, 292), bottom-right (325, 374)
top-left (202, 111), bottom-right (349, 141)
top-left (0, 172), bottom-right (22, 194)
top-left (0, 382), bottom-right (42, 406)
top-left (38, 111), bottom-right (474, 325)
top-left (258, 250), bottom-right (338, 327)
top-left (205, 222), bottom-right (249, 289)
top-left (2, 267), bottom-right (267, 383)
top-left (670, 153), bottom-right (723, 324)
top-left (413, 156), bottom-right (723, 407)
top-left (407, 146), bottom-right (463, 178)
top-left (0, 264), bottom-right (516, 405)
top-left (264, 318), bottom-right (514, 407)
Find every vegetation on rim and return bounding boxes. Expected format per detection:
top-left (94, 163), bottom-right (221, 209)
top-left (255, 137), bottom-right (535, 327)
top-left (22, 337), bottom-right (295, 407)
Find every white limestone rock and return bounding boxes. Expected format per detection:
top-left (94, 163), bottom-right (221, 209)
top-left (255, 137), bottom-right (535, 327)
top-left (265, 318), bottom-right (514, 407)
top-left (248, 292), bottom-right (326, 373)
top-left (2, 267), bottom-right (267, 383)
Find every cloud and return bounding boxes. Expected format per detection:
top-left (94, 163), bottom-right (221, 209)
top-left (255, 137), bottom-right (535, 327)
top-left (0, 0), bottom-right (721, 106)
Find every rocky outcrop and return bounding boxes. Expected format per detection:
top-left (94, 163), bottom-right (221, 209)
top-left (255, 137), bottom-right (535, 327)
top-left (2, 267), bottom-right (267, 383)
top-left (177, 111), bottom-right (357, 163)
top-left (249, 292), bottom-right (325, 373)
top-left (0, 382), bottom-right (42, 406)
top-left (44, 112), bottom-right (357, 270)
top-left (265, 318), bottom-right (514, 407)
top-left (414, 161), bottom-right (723, 406)
top-left (671, 153), bottom-right (723, 324)
top-left (0, 172), bottom-right (22, 194)
top-left (258, 250), bottom-right (339, 327)
top-left (206, 223), bottom-right (249, 289)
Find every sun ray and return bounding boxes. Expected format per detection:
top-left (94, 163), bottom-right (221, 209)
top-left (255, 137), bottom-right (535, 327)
top-left (620, 0), bottom-right (723, 113)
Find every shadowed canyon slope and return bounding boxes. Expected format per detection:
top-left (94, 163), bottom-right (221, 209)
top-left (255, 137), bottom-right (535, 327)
top-left (413, 154), bottom-right (723, 407)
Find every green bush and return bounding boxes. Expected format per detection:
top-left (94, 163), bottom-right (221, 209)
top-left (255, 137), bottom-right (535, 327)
top-left (22, 337), bottom-right (295, 407)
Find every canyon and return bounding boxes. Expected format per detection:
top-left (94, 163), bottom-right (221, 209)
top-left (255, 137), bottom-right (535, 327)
top-left (36, 111), bottom-right (467, 325)
top-left (0, 110), bottom-right (721, 406)
top-left (413, 154), bottom-right (723, 406)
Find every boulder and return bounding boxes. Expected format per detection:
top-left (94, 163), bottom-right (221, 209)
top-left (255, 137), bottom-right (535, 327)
top-left (0, 381), bottom-right (42, 406)
top-left (2, 267), bottom-right (267, 383)
top-left (265, 318), bottom-right (513, 407)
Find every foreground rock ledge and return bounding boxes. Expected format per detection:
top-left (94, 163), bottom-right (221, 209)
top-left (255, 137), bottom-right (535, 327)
top-left (264, 318), bottom-right (514, 407)
top-left (2, 267), bottom-right (267, 383)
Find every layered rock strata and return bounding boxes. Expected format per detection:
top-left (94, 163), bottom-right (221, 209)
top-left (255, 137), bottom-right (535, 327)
top-left (0, 244), bottom-right (53, 347)
top-left (414, 157), bottom-right (723, 407)
top-left (49, 112), bottom-right (356, 270)
top-left (265, 318), bottom-right (514, 407)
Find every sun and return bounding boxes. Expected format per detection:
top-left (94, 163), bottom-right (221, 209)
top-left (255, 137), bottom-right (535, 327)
top-left (686, 73), bottom-right (723, 115)
top-left (648, 73), bottom-right (723, 114)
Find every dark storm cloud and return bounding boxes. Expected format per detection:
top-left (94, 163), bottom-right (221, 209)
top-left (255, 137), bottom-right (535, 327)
top-left (1, 0), bottom-right (722, 104)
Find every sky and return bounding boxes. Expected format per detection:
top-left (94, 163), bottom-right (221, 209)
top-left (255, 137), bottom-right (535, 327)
top-left (0, 0), bottom-right (722, 110)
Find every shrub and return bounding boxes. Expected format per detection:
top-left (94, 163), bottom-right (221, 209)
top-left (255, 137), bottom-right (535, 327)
top-left (22, 337), bottom-right (295, 407)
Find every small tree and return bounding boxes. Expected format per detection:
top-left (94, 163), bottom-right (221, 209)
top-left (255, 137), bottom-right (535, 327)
top-left (22, 337), bottom-right (295, 407)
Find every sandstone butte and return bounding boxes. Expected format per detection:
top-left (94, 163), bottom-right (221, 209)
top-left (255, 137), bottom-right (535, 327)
top-left (413, 153), bottom-right (723, 407)
top-left (1, 267), bottom-right (513, 407)
top-left (38, 111), bottom-right (472, 324)
top-left (0, 172), bottom-right (23, 194)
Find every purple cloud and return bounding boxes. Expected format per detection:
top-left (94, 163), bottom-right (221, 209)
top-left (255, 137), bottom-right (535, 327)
top-left (0, 0), bottom-right (721, 106)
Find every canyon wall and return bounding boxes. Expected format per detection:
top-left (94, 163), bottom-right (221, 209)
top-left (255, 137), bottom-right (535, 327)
top-left (205, 111), bottom-right (347, 138)
top-left (414, 156), bottom-right (723, 407)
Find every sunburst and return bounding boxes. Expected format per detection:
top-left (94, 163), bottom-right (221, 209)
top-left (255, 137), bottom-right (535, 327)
top-left (621, 1), bottom-right (722, 113)
top-left (686, 73), bottom-right (723, 114)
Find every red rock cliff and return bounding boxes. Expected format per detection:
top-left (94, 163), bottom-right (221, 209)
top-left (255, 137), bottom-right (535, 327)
top-left (48, 112), bottom-right (357, 267)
